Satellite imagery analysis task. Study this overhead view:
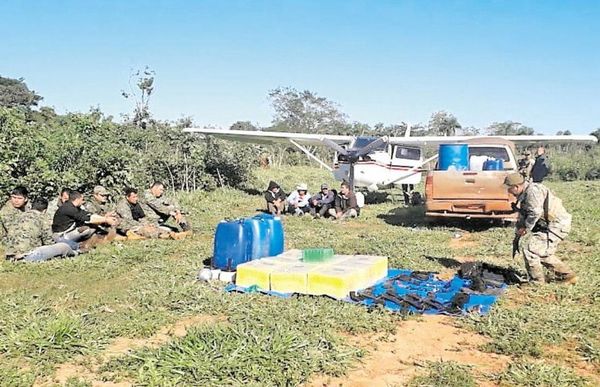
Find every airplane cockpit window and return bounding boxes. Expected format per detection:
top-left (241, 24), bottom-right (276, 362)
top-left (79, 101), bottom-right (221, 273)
top-left (394, 146), bottom-right (421, 160)
top-left (352, 137), bottom-right (387, 151)
top-left (468, 147), bottom-right (510, 161)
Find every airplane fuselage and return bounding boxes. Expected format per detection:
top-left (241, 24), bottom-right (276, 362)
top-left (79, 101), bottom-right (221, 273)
top-left (332, 139), bottom-right (423, 191)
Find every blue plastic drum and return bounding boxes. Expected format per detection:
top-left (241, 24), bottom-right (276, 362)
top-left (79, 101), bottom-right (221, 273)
top-left (438, 144), bottom-right (469, 171)
top-left (212, 220), bottom-right (248, 270)
top-left (213, 214), bottom-right (286, 270)
top-left (483, 159), bottom-right (504, 171)
top-left (243, 217), bottom-right (270, 261)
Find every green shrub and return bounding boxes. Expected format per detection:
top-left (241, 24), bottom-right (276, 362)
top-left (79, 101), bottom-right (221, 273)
top-left (0, 107), bottom-right (257, 199)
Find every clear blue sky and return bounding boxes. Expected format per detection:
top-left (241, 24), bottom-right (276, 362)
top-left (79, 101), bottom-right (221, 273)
top-left (2, 0), bottom-right (599, 134)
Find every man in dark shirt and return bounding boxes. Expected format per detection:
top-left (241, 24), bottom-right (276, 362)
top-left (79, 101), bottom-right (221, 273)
top-left (310, 183), bottom-right (335, 218)
top-left (329, 181), bottom-right (359, 220)
top-left (531, 146), bottom-right (551, 183)
top-left (52, 191), bottom-right (117, 243)
top-left (265, 181), bottom-right (286, 215)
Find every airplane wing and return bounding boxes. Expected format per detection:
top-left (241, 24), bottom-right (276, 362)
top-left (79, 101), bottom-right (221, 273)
top-left (183, 128), bottom-right (353, 147)
top-left (184, 128), bottom-right (597, 146)
top-left (387, 135), bottom-right (598, 145)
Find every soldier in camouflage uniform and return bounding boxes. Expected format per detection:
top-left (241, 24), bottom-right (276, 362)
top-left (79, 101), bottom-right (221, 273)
top-left (84, 186), bottom-right (113, 215)
top-left (115, 188), bottom-right (168, 239)
top-left (504, 173), bottom-right (576, 284)
top-left (84, 185), bottom-right (118, 242)
top-left (1, 187), bottom-right (31, 222)
top-left (518, 150), bottom-right (534, 179)
top-left (1, 188), bottom-right (74, 261)
top-left (141, 182), bottom-right (191, 232)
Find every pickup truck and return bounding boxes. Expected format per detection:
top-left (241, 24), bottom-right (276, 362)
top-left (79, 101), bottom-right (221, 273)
top-left (424, 138), bottom-right (518, 221)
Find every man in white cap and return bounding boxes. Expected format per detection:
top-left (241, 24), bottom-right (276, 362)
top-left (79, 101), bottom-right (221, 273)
top-left (504, 172), bottom-right (576, 284)
top-left (286, 183), bottom-right (311, 216)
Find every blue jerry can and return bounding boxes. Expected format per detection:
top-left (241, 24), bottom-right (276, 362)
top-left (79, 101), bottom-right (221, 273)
top-left (212, 220), bottom-right (248, 270)
top-left (254, 213), bottom-right (285, 256)
top-left (483, 159), bottom-right (505, 171)
top-left (243, 217), bottom-right (270, 261)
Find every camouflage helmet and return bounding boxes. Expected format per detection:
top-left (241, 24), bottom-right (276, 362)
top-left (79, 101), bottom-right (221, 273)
top-left (504, 172), bottom-right (525, 187)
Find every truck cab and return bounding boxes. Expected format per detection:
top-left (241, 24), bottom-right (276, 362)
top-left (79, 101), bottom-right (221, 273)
top-left (424, 138), bottom-right (518, 221)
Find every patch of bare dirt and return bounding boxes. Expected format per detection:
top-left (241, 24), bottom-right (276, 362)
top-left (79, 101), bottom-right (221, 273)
top-left (449, 232), bottom-right (477, 249)
top-left (308, 315), bottom-right (509, 387)
top-left (542, 342), bottom-right (600, 385)
top-left (42, 314), bottom-right (226, 387)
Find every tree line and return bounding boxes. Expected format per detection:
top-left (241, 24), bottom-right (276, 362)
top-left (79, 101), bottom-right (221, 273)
top-left (1, 74), bottom-right (598, 200)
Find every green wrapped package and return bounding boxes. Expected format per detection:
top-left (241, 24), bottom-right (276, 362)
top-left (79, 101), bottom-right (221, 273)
top-left (302, 248), bottom-right (334, 262)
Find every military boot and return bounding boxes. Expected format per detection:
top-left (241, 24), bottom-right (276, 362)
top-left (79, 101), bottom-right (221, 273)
top-left (557, 272), bottom-right (578, 285)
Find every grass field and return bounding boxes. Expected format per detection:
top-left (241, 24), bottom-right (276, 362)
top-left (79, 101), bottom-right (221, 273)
top-left (1, 166), bottom-right (598, 386)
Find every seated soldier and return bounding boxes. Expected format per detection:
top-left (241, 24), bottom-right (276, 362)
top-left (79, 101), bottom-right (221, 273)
top-left (328, 181), bottom-right (359, 220)
top-left (52, 191), bottom-right (118, 245)
top-left (141, 182), bottom-right (191, 232)
top-left (84, 185), bottom-right (118, 241)
top-left (1, 189), bottom-right (75, 262)
top-left (0, 186), bottom-right (29, 220)
top-left (1, 187), bottom-right (30, 241)
top-left (265, 181), bottom-right (286, 215)
top-left (115, 187), bottom-right (171, 239)
top-left (286, 183), bottom-right (311, 216)
top-left (309, 183), bottom-right (335, 218)
top-left (84, 185), bottom-right (113, 215)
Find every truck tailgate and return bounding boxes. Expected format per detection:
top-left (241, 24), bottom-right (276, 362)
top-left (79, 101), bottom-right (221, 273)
top-left (431, 171), bottom-right (511, 200)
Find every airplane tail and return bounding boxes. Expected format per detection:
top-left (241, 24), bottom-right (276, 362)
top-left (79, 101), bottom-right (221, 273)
top-left (405, 123), bottom-right (411, 137)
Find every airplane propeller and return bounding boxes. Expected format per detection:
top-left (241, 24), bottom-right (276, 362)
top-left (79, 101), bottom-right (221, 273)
top-left (321, 135), bottom-right (390, 191)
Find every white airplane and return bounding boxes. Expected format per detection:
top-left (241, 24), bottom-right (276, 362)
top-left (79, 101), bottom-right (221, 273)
top-left (183, 127), bottom-right (597, 191)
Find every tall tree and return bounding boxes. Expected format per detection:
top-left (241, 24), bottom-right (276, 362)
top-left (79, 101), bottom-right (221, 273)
top-left (427, 111), bottom-right (461, 136)
top-left (458, 126), bottom-right (481, 136)
top-left (121, 66), bottom-right (155, 128)
top-left (230, 121), bottom-right (259, 131)
top-left (268, 87), bottom-right (347, 134)
top-left (0, 76), bottom-right (42, 108)
top-left (486, 121), bottom-right (534, 136)
top-left (556, 130), bottom-right (572, 135)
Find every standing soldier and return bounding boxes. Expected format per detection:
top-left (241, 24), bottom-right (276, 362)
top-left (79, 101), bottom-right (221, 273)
top-left (504, 173), bottom-right (576, 284)
top-left (518, 150), bottom-right (534, 179)
top-left (531, 146), bottom-right (551, 183)
top-left (141, 182), bottom-right (191, 232)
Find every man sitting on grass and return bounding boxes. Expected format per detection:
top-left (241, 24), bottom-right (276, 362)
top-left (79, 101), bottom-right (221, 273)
top-left (142, 181), bottom-right (191, 233)
top-left (52, 190), bottom-right (118, 250)
top-left (286, 183), bottom-right (311, 216)
top-left (265, 181), bottom-right (286, 215)
top-left (329, 181), bottom-right (359, 220)
top-left (310, 183), bottom-right (335, 218)
top-left (1, 188), bottom-right (76, 262)
top-left (115, 187), bottom-right (172, 239)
